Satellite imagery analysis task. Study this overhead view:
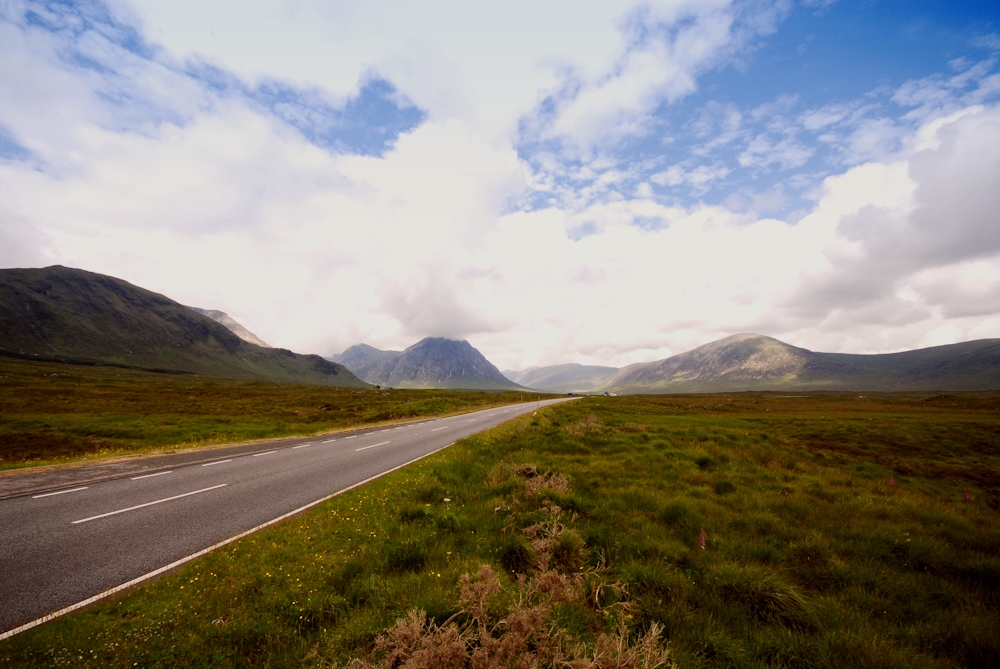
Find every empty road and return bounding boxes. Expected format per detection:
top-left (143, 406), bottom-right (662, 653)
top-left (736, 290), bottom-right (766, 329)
top-left (0, 398), bottom-right (572, 635)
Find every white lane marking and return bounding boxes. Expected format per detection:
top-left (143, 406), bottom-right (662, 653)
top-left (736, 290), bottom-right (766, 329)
top-left (380, 429), bottom-right (390, 432)
top-left (72, 484), bottom-right (228, 525)
top-left (131, 471), bottom-right (172, 480)
top-left (253, 450), bottom-right (277, 457)
top-left (202, 459), bottom-right (231, 467)
top-left (321, 438), bottom-right (338, 443)
top-left (467, 419), bottom-right (476, 422)
top-left (345, 435), bottom-right (357, 439)
top-left (32, 487), bottom-right (88, 499)
top-left (293, 443), bottom-right (311, 449)
top-left (355, 441), bottom-right (390, 452)
top-left (431, 426), bottom-right (448, 431)
top-left (0, 440), bottom-right (458, 642)
top-left (394, 427), bottom-right (403, 430)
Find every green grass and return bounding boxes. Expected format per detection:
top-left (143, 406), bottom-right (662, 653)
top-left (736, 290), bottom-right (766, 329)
top-left (0, 357), bottom-right (545, 470)
top-left (2, 393), bottom-right (999, 667)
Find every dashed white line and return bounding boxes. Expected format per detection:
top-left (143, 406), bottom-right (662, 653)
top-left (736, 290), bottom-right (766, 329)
top-left (131, 471), bottom-right (172, 480)
top-left (321, 439), bottom-right (337, 443)
top-left (467, 419), bottom-right (476, 422)
top-left (71, 484), bottom-right (228, 524)
top-left (0, 440), bottom-right (460, 643)
top-left (32, 487), bottom-right (88, 499)
top-left (355, 441), bottom-right (390, 452)
top-left (293, 443), bottom-right (311, 449)
top-left (345, 435), bottom-right (357, 439)
top-left (380, 429), bottom-right (390, 432)
top-left (431, 426), bottom-right (448, 431)
top-left (202, 459), bottom-right (231, 467)
top-left (253, 450), bottom-right (277, 457)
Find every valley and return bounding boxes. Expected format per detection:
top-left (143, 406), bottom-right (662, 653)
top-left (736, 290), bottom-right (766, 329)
top-left (2, 392), bottom-right (997, 667)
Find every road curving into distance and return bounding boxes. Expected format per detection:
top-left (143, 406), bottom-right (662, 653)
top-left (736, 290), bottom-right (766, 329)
top-left (0, 397), bottom-right (575, 637)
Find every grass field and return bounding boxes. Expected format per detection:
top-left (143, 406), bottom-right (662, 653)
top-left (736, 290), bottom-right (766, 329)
top-left (2, 392), bottom-right (999, 667)
top-left (0, 357), bottom-right (542, 470)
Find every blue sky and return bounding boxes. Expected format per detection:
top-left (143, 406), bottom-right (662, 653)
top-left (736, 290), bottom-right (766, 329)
top-left (1, 0), bottom-right (999, 367)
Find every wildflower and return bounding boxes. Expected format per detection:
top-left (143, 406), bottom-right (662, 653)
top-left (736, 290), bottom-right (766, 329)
top-left (700, 528), bottom-right (706, 551)
top-left (963, 490), bottom-right (970, 502)
top-left (889, 477), bottom-right (894, 486)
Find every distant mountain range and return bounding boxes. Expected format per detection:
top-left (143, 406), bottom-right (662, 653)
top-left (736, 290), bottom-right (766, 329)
top-left (329, 343), bottom-right (402, 372)
top-left (504, 333), bottom-right (1000, 393)
top-left (4, 266), bottom-right (997, 394)
top-left (504, 363), bottom-right (618, 393)
top-left (189, 307), bottom-right (271, 348)
top-left (0, 266), bottom-right (367, 387)
top-left (605, 333), bottom-right (1000, 393)
top-left (331, 338), bottom-right (523, 390)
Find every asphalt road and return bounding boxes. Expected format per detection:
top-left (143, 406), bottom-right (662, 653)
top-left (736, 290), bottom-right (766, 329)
top-left (0, 398), bottom-right (572, 635)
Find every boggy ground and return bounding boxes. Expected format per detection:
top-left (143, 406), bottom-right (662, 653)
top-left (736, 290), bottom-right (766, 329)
top-left (1, 392), bottom-right (999, 668)
top-left (0, 357), bottom-right (539, 470)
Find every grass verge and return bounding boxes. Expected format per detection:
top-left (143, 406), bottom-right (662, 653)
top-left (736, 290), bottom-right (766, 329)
top-left (2, 393), bottom-right (999, 667)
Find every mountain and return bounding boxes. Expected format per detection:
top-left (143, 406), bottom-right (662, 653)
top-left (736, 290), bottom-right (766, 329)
top-left (329, 343), bottom-right (402, 373)
top-left (0, 266), bottom-right (368, 387)
top-left (605, 333), bottom-right (1000, 393)
top-left (356, 337), bottom-right (523, 390)
top-left (509, 363), bottom-right (619, 392)
top-left (189, 307), bottom-right (271, 348)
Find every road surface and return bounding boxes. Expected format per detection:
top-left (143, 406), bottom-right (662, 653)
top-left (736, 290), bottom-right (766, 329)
top-left (0, 397), bottom-right (572, 636)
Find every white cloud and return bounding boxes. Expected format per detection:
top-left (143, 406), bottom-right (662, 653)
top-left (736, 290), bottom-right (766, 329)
top-left (2, 0), bottom-right (1000, 373)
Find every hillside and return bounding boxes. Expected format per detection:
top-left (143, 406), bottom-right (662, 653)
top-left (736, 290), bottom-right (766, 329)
top-left (358, 337), bottom-right (523, 390)
top-left (0, 266), bottom-right (368, 387)
top-left (189, 307), bottom-right (271, 348)
top-left (508, 363), bottom-right (619, 392)
top-left (606, 333), bottom-right (1000, 392)
top-left (329, 343), bottom-right (402, 373)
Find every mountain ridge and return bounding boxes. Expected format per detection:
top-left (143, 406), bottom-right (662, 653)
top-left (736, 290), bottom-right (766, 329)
top-left (189, 307), bottom-right (271, 348)
top-left (605, 333), bottom-right (1000, 392)
top-left (0, 266), bottom-right (368, 387)
top-left (339, 338), bottom-right (523, 390)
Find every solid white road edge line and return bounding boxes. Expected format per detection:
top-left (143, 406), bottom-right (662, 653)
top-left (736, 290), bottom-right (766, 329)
top-left (32, 487), bottom-right (88, 499)
top-left (71, 484), bottom-right (228, 525)
top-left (202, 459), bottom-right (231, 467)
top-left (252, 451), bottom-right (277, 457)
top-left (0, 440), bottom-right (459, 642)
top-left (131, 471), bottom-right (172, 480)
top-left (355, 441), bottom-right (390, 452)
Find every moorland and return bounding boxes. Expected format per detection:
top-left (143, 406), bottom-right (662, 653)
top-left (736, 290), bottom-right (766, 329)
top-left (0, 356), bottom-right (538, 470)
top-left (2, 389), bottom-right (998, 668)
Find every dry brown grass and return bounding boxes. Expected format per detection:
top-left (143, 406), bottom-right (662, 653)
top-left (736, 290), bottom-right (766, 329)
top-left (565, 415), bottom-right (606, 437)
top-left (342, 469), bottom-right (673, 669)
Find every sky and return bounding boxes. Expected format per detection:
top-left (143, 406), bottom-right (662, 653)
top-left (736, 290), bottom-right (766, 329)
top-left (1, 0), bottom-right (999, 370)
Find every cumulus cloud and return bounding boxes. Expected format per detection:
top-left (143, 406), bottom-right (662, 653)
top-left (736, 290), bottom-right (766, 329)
top-left (2, 0), bottom-right (1000, 371)
top-left (529, 0), bottom-right (789, 155)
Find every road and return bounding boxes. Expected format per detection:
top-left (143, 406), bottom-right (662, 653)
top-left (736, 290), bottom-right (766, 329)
top-left (0, 398), bottom-right (572, 636)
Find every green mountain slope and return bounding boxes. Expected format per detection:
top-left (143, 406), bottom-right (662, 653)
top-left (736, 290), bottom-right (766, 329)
top-left (606, 333), bottom-right (1000, 392)
top-left (0, 266), bottom-right (368, 387)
